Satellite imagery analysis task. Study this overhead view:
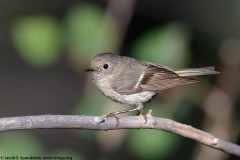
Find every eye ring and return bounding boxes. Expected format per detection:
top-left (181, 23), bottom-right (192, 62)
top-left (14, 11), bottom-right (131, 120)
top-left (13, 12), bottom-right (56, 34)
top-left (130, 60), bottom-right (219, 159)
top-left (103, 64), bottom-right (108, 69)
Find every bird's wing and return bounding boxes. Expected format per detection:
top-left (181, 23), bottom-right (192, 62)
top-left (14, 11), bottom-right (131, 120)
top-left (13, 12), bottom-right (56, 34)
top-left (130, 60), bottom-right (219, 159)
top-left (112, 64), bottom-right (197, 95)
top-left (140, 65), bottom-right (197, 91)
top-left (111, 68), bottom-right (143, 95)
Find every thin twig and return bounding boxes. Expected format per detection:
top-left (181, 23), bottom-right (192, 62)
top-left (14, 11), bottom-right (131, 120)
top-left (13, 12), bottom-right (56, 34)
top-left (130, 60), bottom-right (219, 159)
top-left (0, 113), bottom-right (239, 157)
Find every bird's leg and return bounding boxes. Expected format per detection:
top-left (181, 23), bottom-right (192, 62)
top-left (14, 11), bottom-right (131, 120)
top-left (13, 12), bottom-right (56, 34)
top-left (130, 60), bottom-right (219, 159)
top-left (136, 103), bottom-right (144, 115)
top-left (136, 103), bottom-right (147, 123)
top-left (99, 103), bottom-right (146, 125)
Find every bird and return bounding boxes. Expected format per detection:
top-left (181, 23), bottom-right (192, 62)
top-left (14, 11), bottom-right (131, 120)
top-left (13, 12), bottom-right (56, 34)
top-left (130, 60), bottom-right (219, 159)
top-left (85, 52), bottom-right (219, 122)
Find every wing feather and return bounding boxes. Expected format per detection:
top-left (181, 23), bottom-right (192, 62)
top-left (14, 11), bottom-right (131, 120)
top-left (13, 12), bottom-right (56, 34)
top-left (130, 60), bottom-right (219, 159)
top-left (140, 65), bottom-right (197, 91)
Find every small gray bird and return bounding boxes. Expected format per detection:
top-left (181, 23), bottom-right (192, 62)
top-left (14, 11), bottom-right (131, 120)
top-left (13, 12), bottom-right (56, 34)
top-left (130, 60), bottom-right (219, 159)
top-left (86, 52), bottom-right (219, 120)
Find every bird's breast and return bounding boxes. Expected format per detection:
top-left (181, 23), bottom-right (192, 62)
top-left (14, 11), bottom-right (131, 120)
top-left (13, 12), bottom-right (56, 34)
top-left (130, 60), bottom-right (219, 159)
top-left (112, 91), bottom-right (156, 104)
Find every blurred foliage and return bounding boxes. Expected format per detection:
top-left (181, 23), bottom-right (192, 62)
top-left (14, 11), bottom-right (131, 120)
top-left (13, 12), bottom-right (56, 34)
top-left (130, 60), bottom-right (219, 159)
top-left (127, 130), bottom-right (180, 159)
top-left (131, 22), bottom-right (191, 67)
top-left (74, 91), bottom-right (107, 116)
top-left (11, 3), bottom-right (118, 69)
top-left (174, 98), bottom-right (196, 121)
top-left (65, 4), bottom-right (117, 67)
top-left (12, 15), bottom-right (63, 68)
top-left (0, 132), bottom-right (43, 155)
top-left (0, 132), bottom-right (85, 159)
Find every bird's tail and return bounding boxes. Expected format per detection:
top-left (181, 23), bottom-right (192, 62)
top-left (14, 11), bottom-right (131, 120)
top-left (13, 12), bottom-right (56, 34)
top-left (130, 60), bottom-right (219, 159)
top-left (174, 66), bottom-right (219, 77)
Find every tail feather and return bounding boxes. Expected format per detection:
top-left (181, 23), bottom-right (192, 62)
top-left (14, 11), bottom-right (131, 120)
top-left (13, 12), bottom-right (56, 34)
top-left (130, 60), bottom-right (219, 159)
top-left (174, 66), bottom-right (220, 77)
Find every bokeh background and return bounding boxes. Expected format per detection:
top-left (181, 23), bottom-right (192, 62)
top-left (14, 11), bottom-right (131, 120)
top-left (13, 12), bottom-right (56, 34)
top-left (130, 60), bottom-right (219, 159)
top-left (0, 0), bottom-right (239, 160)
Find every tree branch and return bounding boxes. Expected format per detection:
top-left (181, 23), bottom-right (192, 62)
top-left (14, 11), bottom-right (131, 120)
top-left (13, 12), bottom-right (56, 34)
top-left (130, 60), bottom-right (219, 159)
top-left (0, 113), bottom-right (239, 157)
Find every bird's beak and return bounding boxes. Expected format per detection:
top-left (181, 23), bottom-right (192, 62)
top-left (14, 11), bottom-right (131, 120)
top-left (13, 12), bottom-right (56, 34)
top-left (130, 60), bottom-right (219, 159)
top-left (85, 68), bottom-right (95, 72)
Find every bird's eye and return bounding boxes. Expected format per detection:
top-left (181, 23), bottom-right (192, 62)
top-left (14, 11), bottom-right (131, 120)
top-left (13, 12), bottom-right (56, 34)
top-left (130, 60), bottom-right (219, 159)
top-left (103, 64), bottom-right (108, 69)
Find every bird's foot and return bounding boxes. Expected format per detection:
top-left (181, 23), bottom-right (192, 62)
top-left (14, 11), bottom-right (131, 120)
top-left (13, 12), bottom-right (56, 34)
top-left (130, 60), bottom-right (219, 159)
top-left (136, 109), bottom-right (147, 124)
top-left (97, 112), bottom-right (120, 126)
